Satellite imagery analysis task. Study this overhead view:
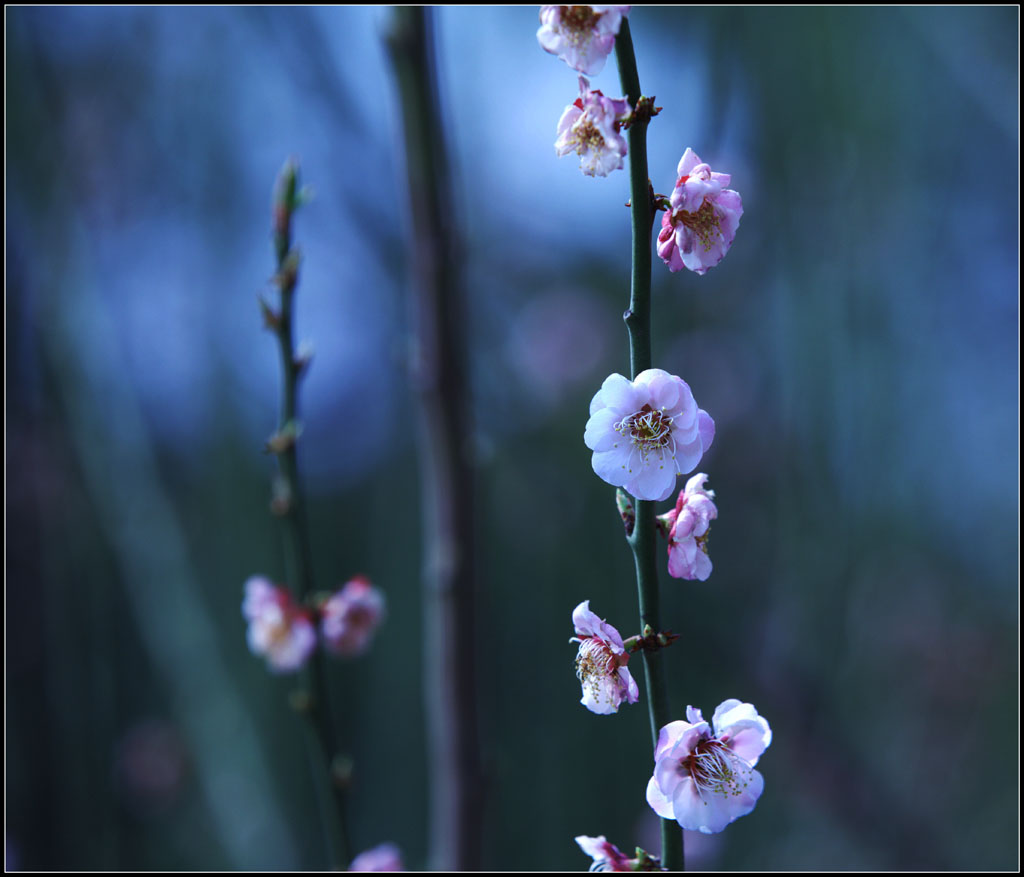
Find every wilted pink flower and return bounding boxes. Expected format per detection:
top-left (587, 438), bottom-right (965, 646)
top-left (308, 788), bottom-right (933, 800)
top-left (646, 700), bottom-right (771, 834)
top-left (321, 576), bottom-right (386, 657)
top-left (537, 6), bottom-right (631, 75)
top-left (556, 77), bottom-right (630, 177)
top-left (571, 601), bottom-right (639, 715)
top-left (349, 842), bottom-right (403, 872)
top-left (661, 473), bottom-right (718, 580)
top-left (658, 149), bottom-right (743, 275)
top-left (584, 369), bottom-right (715, 502)
top-left (242, 576), bottom-right (316, 673)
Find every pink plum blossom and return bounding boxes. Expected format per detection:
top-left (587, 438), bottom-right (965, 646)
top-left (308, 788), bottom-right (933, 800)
top-left (646, 700), bottom-right (772, 834)
top-left (348, 843), bottom-right (404, 871)
top-left (571, 601), bottom-right (639, 715)
top-left (576, 836), bottom-right (663, 871)
top-left (584, 369), bottom-right (715, 502)
top-left (575, 835), bottom-right (632, 871)
top-left (661, 473), bottom-right (718, 580)
top-left (321, 575), bottom-right (386, 657)
top-left (242, 576), bottom-right (316, 673)
top-left (537, 6), bottom-right (631, 75)
top-left (556, 77), bottom-right (631, 177)
top-left (657, 149), bottom-right (743, 275)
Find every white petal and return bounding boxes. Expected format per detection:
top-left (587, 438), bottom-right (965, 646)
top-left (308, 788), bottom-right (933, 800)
top-left (584, 407), bottom-right (621, 451)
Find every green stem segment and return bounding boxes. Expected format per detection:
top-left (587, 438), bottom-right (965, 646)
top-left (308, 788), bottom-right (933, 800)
top-left (270, 161), bottom-right (352, 870)
top-left (614, 21), bottom-right (684, 873)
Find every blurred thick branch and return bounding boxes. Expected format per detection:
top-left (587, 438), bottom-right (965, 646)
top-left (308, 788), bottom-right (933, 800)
top-left (385, 7), bottom-right (484, 871)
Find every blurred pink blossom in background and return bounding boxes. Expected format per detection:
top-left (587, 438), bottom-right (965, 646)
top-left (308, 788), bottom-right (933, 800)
top-left (320, 575), bottom-right (386, 657)
top-left (242, 576), bottom-right (316, 673)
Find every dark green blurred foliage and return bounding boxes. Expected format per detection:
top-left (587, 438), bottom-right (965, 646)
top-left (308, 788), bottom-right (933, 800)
top-left (5, 6), bottom-right (1018, 871)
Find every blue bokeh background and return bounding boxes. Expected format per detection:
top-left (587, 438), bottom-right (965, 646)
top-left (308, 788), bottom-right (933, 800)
top-left (6, 6), bottom-right (1019, 871)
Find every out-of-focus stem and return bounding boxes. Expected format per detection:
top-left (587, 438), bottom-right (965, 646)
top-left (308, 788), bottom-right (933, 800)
top-left (385, 8), bottom-right (484, 871)
top-left (615, 20), bottom-right (684, 873)
top-left (270, 161), bottom-right (352, 869)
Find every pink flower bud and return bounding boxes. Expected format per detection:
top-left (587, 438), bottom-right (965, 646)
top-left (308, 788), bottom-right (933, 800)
top-left (658, 149), bottom-right (743, 275)
top-left (321, 576), bottom-right (386, 657)
top-left (665, 473), bottom-right (718, 581)
top-left (242, 576), bottom-right (316, 673)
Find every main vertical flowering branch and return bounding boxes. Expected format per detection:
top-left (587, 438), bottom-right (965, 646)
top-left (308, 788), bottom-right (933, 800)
top-left (267, 161), bottom-right (352, 869)
top-left (614, 20), bottom-right (684, 872)
top-left (385, 7), bottom-right (484, 871)
top-left (546, 7), bottom-right (767, 870)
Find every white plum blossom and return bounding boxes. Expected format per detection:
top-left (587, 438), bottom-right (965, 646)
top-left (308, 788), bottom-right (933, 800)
top-left (584, 369), bottom-right (715, 502)
top-left (646, 700), bottom-right (772, 834)
top-left (658, 148), bottom-right (743, 275)
top-left (537, 6), bottom-right (631, 75)
top-left (348, 843), bottom-right (404, 871)
top-left (242, 576), bottom-right (316, 673)
top-left (661, 473), bottom-right (718, 581)
top-left (571, 601), bottom-right (639, 715)
top-left (556, 76), bottom-right (631, 177)
top-left (321, 575), bottom-right (386, 657)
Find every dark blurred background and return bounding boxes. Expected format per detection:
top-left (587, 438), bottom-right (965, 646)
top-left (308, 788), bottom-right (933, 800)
top-left (5, 6), bottom-right (1018, 871)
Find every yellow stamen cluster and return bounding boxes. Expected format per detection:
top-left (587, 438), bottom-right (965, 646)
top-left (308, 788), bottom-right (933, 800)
top-left (614, 404), bottom-right (675, 464)
top-left (685, 739), bottom-right (752, 800)
top-left (561, 5), bottom-right (600, 41)
top-left (575, 637), bottom-right (620, 706)
top-left (676, 200), bottom-right (723, 253)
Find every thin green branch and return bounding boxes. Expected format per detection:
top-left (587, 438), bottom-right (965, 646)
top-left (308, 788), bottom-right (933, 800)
top-left (614, 20), bottom-right (685, 873)
top-left (269, 160), bottom-right (352, 869)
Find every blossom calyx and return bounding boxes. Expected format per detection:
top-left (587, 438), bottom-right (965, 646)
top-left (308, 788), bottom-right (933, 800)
top-left (616, 488), bottom-right (635, 536)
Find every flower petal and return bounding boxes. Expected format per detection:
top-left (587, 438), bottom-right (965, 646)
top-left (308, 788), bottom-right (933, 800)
top-left (584, 407), bottom-right (622, 452)
top-left (592, 447), bottom-right (631, 488)
top-left (646, 776), bottom-right (676, 820)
